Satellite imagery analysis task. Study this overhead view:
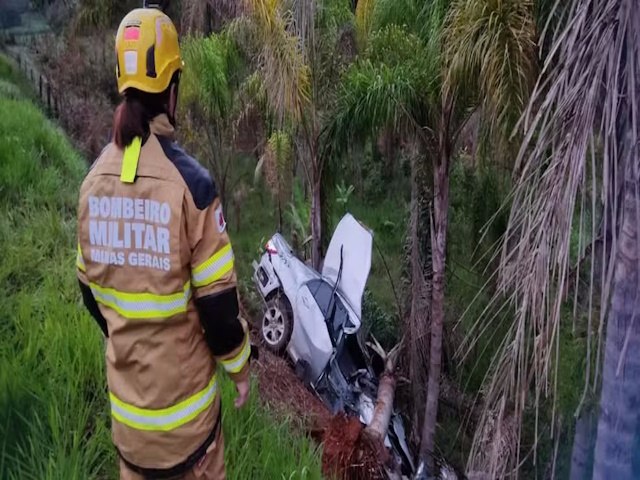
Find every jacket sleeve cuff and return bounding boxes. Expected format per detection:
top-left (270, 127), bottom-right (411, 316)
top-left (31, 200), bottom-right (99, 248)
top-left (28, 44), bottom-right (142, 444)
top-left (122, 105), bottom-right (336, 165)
top-left (228, 360), bottom-right (250, 383)
top-left (218, 320), bottom-right (251, 382)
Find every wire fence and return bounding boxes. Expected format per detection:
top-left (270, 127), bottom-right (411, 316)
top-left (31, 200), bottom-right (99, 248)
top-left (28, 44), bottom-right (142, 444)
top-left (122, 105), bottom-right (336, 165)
top-left (1, 31), bottom-right (61, 119)
top-left (2, 25), bottom-right (118, 159)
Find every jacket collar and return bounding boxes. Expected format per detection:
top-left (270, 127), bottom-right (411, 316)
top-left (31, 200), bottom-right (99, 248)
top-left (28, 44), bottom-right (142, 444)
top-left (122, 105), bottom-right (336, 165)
top-left (149, 114), bottom-right (175, 140)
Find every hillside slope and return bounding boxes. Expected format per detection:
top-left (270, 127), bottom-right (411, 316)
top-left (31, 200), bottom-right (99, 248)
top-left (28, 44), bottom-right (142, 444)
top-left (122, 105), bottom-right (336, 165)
top-left (0, 54), bottom-right (322, 480)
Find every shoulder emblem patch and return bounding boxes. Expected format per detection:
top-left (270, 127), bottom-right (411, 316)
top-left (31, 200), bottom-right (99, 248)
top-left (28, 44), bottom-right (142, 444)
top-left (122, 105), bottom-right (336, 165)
top-left (215, 205), bottom-right (226, 233)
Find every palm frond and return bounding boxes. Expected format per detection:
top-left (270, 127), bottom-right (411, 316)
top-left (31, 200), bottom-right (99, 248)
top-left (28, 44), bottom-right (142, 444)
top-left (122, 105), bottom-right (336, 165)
top-left (444, 0), bottom-right (538, 142)
top-left (244, 0), bottom-right (311, 124)
top-left (461, 0), bottom-right (640, 475)
top-left (313, 0), bottom-right (356, 107)
top-left (259, 130), bottom-right (294, 206)
top-left (324, 24), bottom-right (438, 157)
top-left (367, 0), bottom-right (449, 127)
top-left (324, 59), bottom-right (422, 156)
top-left (233, 71), bottom-right (270, 141)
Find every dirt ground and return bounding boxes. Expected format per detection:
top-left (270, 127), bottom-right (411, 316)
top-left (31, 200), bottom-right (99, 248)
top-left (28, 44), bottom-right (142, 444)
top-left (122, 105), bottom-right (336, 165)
top-left (246, 297), bottom-right (391, 480)
top-left (250, 339), bottom-right (332, 440)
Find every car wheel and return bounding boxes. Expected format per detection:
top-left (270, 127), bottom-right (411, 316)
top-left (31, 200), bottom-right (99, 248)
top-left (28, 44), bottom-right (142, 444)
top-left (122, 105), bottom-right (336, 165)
top-left (261, 295), bottom-right (293, 354)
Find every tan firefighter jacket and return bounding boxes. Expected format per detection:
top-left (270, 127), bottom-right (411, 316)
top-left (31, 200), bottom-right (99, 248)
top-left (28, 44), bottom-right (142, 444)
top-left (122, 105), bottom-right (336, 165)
top-left (76, 114), bottom-right (250, 474)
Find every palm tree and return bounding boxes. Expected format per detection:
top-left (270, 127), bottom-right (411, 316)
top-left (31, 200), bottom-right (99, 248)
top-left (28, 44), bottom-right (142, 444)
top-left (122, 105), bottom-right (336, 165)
top-left (327, 0), bottom-right (536, 472)
top-left (460, 0), bottom-right (640, 477)
top-left (230, 0), bottom-right (354, 269)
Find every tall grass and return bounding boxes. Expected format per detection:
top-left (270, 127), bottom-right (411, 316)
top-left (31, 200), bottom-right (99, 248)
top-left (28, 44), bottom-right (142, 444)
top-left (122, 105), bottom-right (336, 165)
top-left (0, 54), bottom-right (322, 480)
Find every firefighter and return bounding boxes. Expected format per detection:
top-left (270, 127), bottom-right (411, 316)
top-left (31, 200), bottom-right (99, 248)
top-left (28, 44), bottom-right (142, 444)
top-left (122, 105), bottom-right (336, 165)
top-left (76, 6), bottom-right (251, 479)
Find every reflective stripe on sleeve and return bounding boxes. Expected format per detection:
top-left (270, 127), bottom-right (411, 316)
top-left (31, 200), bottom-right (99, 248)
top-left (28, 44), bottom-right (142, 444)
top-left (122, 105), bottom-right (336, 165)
top-left (90, 282), bottom-right (191, 319)
top-left (221, 333), bottom-right (250, 374)
top-left (76, 244), bottom-right (86, 272)
top-left (192, 244), bottom-right (234, 288)
top-left (110, 374), bottom-right (217, 432)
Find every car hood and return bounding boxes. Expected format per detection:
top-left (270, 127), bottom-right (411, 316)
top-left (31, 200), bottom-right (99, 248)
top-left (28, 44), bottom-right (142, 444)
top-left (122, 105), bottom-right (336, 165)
top-left (322, 214), bottom-right (373, 320)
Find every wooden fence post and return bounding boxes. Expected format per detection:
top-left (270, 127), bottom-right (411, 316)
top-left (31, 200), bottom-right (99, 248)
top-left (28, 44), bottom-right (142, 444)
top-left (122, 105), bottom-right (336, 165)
top-left (46, 81), bottom-right (51, 113)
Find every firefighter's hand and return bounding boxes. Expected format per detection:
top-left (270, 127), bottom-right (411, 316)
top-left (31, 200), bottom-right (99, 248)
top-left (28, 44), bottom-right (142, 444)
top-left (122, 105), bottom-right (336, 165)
top-left (234, 378), bottom-right (250, 408)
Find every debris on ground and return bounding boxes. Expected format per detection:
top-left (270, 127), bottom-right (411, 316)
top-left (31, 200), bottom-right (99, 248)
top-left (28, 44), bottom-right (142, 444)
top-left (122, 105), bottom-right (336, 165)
top-left (322, 414), bottom-right (390, 480)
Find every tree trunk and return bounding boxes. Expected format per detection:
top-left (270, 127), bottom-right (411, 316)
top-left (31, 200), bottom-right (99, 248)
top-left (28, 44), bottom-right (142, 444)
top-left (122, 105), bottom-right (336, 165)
top-left (311, 176), bottom-right (323, 270)
top-left (592, 169), bottom-right (640, 480)
top-left (420, 139), bottom-right (451, 473)
top-left (407, 152), bottom-right (431, 442)
top-left (361, 349), bottom-right (400, 478)
top-left (364, 372), bottom-right (397, 443)
top-left (570, 408), bottom-right (595, 480)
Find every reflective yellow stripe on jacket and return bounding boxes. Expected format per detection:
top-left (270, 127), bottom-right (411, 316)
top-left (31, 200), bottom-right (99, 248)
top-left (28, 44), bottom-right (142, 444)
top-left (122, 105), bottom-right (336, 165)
top-left (192, 244), bottom-right (234, 288)
top-left (221, 333), bottom-right (251, 374)
top-left (110, 374), bottom-right (217, 432)
top-left (90, 282), bottom-right (191, 319)
top-left (76, 244), bottom-right (86, 272)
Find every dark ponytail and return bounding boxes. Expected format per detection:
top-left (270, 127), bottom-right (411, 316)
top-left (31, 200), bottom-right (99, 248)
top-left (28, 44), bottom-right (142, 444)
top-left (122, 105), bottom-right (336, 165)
top-left (112, 88), bottom-right (171, 149)
top-left (112, 73), bottom-right (180, 149)
top-left (113, 95), bottom-right (150, 148)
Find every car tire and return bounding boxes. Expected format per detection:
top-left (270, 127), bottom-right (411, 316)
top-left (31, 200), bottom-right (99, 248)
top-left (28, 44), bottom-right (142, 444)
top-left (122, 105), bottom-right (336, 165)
top-left (260, 294), bottom-right (293, 355)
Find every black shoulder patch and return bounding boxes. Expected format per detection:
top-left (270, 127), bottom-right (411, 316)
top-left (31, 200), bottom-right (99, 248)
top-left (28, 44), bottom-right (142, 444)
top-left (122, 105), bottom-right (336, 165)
top-left (157, 136), bottom-right (217, 210)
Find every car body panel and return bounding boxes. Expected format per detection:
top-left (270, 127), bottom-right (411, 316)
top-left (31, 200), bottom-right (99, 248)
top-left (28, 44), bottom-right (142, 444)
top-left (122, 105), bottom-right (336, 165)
top-left (322, 213), bottom-right (373, 322)
top-left (290, 284), bottom-right (333, 379)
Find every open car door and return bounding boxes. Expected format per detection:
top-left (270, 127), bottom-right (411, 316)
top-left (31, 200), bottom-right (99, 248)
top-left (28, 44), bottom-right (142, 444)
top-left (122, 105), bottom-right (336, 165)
top-left (322, 214), bottom-right (373, 322)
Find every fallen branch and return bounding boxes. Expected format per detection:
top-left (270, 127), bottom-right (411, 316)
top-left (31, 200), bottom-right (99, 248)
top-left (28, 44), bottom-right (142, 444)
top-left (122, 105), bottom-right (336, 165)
top-left (322, 339), bottom-right (403, 480)
top-left (363, 338), bottom-right (402, 443)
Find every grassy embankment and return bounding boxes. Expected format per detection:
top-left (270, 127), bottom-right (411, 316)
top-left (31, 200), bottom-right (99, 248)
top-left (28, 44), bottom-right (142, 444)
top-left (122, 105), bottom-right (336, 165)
top-left (0, 54), bottom-right (322, 480)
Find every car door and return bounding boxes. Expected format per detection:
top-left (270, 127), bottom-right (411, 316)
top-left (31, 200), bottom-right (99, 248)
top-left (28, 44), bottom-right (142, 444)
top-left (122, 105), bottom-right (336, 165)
top-left (290, 283), bottom-right (333, 381)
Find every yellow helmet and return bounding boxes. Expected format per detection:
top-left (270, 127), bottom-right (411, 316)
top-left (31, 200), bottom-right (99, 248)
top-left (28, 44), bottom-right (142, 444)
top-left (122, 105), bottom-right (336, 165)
top-left (115, 8), bottom-right (182, 94)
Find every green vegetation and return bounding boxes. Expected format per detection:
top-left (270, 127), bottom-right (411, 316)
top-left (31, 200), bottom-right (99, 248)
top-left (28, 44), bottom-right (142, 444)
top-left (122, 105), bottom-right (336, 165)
top-left (0, 54), bottom-right (322, 480)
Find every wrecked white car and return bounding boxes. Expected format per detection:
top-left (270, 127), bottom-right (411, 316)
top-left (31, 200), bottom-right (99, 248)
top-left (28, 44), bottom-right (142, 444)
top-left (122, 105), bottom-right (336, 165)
top-left (252, 214), bottom-right (414, 475)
